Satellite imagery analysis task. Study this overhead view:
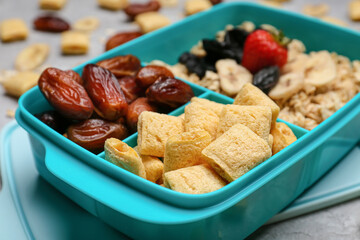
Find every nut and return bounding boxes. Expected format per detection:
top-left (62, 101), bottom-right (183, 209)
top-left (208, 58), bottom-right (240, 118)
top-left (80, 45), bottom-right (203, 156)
top-left (105, 31), bottom-right (142, 51)
top-left (124, 1), bottom-right (161, 20)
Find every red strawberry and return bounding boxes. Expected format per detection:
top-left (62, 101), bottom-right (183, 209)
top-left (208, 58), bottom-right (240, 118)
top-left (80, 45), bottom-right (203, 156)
top-left (241, 29), bottom-right (288, 74)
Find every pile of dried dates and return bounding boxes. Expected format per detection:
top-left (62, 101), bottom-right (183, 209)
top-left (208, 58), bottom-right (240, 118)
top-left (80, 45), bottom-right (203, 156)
top-left (36, 54), bottom-right (194, 153)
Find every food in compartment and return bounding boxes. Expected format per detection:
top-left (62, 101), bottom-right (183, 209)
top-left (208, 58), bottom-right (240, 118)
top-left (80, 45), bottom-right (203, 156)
top-left (0, 19), bottom-right (28, 42)
top-left (185, 0), bottom-right (212, 16)
top-left (15, 43), bottom-right (50, 71)
top-left (36, 55), bottom-right (194, 153)
top-left (97, 0), bottom-right (128, 10)
top-left (271, 122), bottom-right (297, 155)
top-left (61, 31), bottom-right (89, 54)
top-left (153, 21), bottom-right (359, 130)
top-left (134, 146), bottom-right (164, 183)
top-left (73, 17), bottom-right (100, 32)
top-left (34, 15), bottom-right (70, 33)
top-left (105, 138), bottom-right (146, 178)
top-left (135, 11), bottom-right (171, 33)
top-left (2, 72), bottom-right (40, 98)
top-left (39, 0), bottom-right (66, 10)
top-left (163, 164), bottom-right (227, 194)
top-left (124, 1), bottom-right (161, 20)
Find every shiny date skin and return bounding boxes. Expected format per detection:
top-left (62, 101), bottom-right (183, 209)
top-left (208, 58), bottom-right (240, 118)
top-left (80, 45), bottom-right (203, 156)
top-left (118, 76), bottom-right (145, 104)
top-left (97, 55), bottom-right (141, 78)
top-left (105, 32), bottom-right (142, 51)
top-left (146, 77), bottom-right (194, 108)
top-left (82, 64), bottom-right (128, 121)
top-left (34, 15), bottom-right (70, 32)
top-left (38, 68), bottom-right (94, 120)
top-left (67, 119), bottom-right (128, 153)
top-left (124, 1), bottom-right (161, 20)
top-left (126, 97), bottom-right (157, 132)
top-left (136, 65), bottom-right (174, 88)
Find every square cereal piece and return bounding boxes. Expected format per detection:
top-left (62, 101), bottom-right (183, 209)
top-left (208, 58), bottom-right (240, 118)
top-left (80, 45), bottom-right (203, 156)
top-left (271, 122), bottom-right (297, 155)
top-left (97, 0), bottom-right (128, 10)
top-left (135, 11), bottom-right (171, 33)
top-left (349, 0), bottom-right (360, 21)
top-left (138, 111), bottom-right (184, 157)
top-left (185, 0), bottom-right (212, 16)
top-left (164, 164), bottom-right (227, 194)
top-left (2, 71), bottom-right (40, 98)
top-left (61, 31), bottom-right (89, 55)
top-left (217, 105), bottom-right (272, 143)
top-left (234, 83), bottom-right (280, 129)
top-left (0, 19), bottom-right (28, 42)
top-left (190, 97), bottom-right (224, 117)
top-left (134, 146), bottom-right (164, 183)
top-left (158, 0), bottom-right (178, 7)
top-left (184, 102), bottom-right (219, 140)
top-left (202, 123), bottom-right (272, 182)
top-left (39, 0), bottom-right (67, 10)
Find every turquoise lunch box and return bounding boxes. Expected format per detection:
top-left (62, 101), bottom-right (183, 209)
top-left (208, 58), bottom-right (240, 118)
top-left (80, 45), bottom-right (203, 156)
top-left (15, 2), bottom-right (360, 239)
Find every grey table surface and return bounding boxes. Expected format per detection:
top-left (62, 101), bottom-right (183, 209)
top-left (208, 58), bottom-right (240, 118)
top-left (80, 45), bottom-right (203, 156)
top-left (0, 0), bottom-right (360, 239)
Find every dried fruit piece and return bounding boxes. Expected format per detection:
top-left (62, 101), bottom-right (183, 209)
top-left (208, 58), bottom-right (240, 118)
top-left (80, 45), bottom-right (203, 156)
top-left (105, 31), bottom-right (142, 51)
top-left (126, 97), bottom-right (157, 132)
top-left (97, 55), bottom-right (141, 78)
top-left (135, 11), bottom-right (171, 33)
top-left (146, 78), bottom-right (194, 108)
top-left (185, 0), bottom-right (212, 16)
top-left (35, 110), bottom-right (69, 133)
top-left (61, 31), bottom-right (89, 55)
top-left (34, 15), bottom-right (70, 32)
top-left (39, 0), bottom-right (67, 10)
top-left (268, 72), bottom-right (304, 100)
top-left (305, 51), bottom-right (336, 87)
top-left (0, 19), bottom-right (28, 42)
top-left (67, 119), bottom-right (128, 153)
top-left (15, 43), bottom-right (50, 71)
top-left (124, 1), bottom-right (161, 20)
top-left (136, 65), bottom-right (174, 88)
top-left (2, 71), bottom-right (40, 97)
top-left (73, 17), bottom-right (100, 32)
top-left (64, 70), bottom-right (83, 84)
top-left (82, 64), bottom-right (128, 121)
top-left (38, 68), bottom-right (94, 120)
top-left (215, 59), bottom-right (252, 96)
top-left (252, 66), bottom-right (280, 94)
top-left (97, 0), bottom-right (128, 10)
top-left (118, 76), bottom-right (145, 103)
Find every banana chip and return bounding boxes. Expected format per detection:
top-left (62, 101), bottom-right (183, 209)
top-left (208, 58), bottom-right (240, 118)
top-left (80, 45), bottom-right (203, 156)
top-left (15, 43), bottom-right (50, 71)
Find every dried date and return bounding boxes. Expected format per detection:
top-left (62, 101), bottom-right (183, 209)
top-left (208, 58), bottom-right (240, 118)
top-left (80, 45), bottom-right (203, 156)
top-left (124, 1), bottom-right (161, 20)
top-left (35, 110), bottom-right (69, 134)
top-left (38, 68), bottom-right (94, 120)
top-left (67, 119), bottom-right (128, 153)
top-left (64, 69), bottom-right (83, 85)
top-left (34, 15), bottom-right (70, 32)
top-left (118, 76), bottom-right (145, 103)
top-left (82, 64), bottom-right (128, 121)
top-left (136, 65), bottom-right (174, 88)
top-left (146, 78), bottom-right (194, 108)
top-left (105, 32), bottom-right (142, 51)
top-left (126, 97), bottom-right (157, 132)
top-left (97, 55), bottom-right (141, 78)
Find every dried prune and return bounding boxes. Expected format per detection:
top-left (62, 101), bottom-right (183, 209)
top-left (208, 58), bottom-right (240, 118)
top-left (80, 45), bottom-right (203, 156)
top-left (34, 15), bottom-right (70, 32)
top-left (82, 64), bottom-right (128, 121)
top-left (224, 28), bottom-right (248, 49)
top-left (203, 39), bottom-right (243, 64)
top-left (35, 110), bottom-right (69, 134)
top-left (97, 55), bottom-right (141, 78)
top-left (38, 68), bottom-right (94, 120)
top-left (252, 66), bottom-right (280, 94)
top-left (67, 119), bottom-right (128, 153)
top-left (179, 52), bottom-right (215, 78)
top-left (105, 32), bottom-right (142, 51)
top-left (146, 78), bottom-right (194, 108)
top-left (124, 1), bottom-right (161, 20)
top-left (118, 76), bottom-right (145, 103)
top-left (136, 65), bottom-right (174, 88)
top-left (126, 97), bottom-right (157, 132)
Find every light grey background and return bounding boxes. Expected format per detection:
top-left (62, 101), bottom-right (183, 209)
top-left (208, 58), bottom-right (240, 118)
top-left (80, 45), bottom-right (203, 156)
top-left (0, 0), bottom-right (359, 239)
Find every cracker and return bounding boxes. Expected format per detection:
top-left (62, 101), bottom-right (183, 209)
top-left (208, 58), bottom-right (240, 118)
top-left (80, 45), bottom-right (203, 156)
top-left (164, 130), bottom-right (212, 172)
top-left (97, 0), bottom-right (128, 10)
top-left (137, 111), bottom-right (184, 157)
top-left (39, 0), bottom-right (66, 10)
top-left (61, 31), bottom-right (89, 55)
top-left (104, 138), bottom-right (146, 178)
top-left (202, 124), bottom-right (272, 182)
top-left (164, 164), bottom-right (227, 194)
top-left (0, 19), bottom-right (28, 42)
top-left (185, 0), bottom-right (212, 16)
